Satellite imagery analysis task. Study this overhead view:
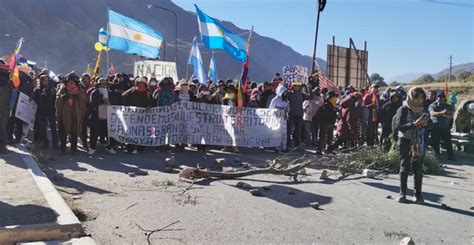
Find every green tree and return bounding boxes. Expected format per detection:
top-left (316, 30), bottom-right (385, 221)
top-left (438, 74), bottom-right (456, 83)
top-left (370, 73), bottom-right (387, 86)
top-left (389, 81), bottom-right (401, 87)
top-left (457, 71), bottom-right (472, 82)
top-left (411, 74), bottom-right (435, 85)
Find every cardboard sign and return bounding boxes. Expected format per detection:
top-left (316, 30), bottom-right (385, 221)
top-left (134, 61), bottom-right (178, 83)
top-left (108, 101), bottom-right (287, 148)
top-left (15, 92), bottom-right (37, 126)
top-left (283, 65), bottom-right (308, 83)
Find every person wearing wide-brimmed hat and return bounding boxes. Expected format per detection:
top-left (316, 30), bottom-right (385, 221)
top-left (222, 83), bottom-right (238, 106)
top-left (152, 77), bottom-right (176, 107)
top-left (55, 73), bottom-right (87, 154)
top-left (33, 74), bottom-right (58, 149)
top-left (175, 79), bottom-right (196, 103)
top-left (88, 78), bottom-right (116, 155)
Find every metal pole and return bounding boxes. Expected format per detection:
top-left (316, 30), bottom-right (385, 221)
top-left (163, 40), bottom-right (166, 61)
top-left (448, 55), bottom-right (452, 83)
top-left (350, 39), bottom-right (371, 86)
top-left (311, 6), bottom-right (321, 73)
top-left (147, 5), bottom-right (178, 64)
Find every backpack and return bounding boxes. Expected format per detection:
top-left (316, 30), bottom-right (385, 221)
top-left (159, 89), bottom-right (175, 106)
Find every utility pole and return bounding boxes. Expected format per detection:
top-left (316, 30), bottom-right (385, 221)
top-left (147, 5), bottom-right (178, 64)
top-left (311, 0), bottom-right (327, 74)
top-left (448, 55), bottom-right (453, 83)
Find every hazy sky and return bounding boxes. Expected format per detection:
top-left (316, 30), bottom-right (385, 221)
top-left (172, 0), bottom-right (473, 79)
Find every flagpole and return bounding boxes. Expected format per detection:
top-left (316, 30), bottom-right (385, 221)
top-left (106, 8), bottom-right (110, 76)
top-left (241, 26), bottom-right (253, 93)
top-left (186, 37), bottom-right (195, 80)
top-left (186, 64), bottom-right (189, 80)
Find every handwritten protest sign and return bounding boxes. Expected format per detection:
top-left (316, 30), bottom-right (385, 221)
top-left (283, 65), bottom-right (308, 83)
top-left (134, 61), bottom-right (178, 82)
top-left (108, 101), bottom-right (286, 148)
top-left (15, 92), bottom-right (37, 126)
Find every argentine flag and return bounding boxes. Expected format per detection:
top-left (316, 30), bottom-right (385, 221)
top-left (107, 9), bottom-right (163, 59)
top-left (188, 37), bottom-right (207, 84)
top-left (208, 52), bottom-right (218, 82)
top-left (194, 5), bottom-right (247, 63)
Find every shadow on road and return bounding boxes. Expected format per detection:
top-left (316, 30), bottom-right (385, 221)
top-left (361, 181), bottom-right (444, 202)
top-left (232, 184), bottom-right (332, 208)
top-left (0, 201), bottom-right (57, 226)
top-left (361, 181), bottom-right (474, 217)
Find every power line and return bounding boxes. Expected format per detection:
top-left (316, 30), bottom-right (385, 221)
top-left (423, 0), bottom-right (474, 7)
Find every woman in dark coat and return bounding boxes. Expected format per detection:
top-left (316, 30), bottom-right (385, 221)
top-left (88, 78), bottom-right (116, 155)
top-left (33, 74), bottom-right (58, 149)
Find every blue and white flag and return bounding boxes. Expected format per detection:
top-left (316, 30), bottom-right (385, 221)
top-left (188, 37), bottom-right (207, 84)
top-left (208, 52), bottom-right (218, 82)
top-left (107, 9), bottom-right (163, 59)
top-left (194, 5), bottom-right (247, 63)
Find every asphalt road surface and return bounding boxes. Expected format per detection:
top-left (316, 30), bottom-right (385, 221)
top-left (37, 145), bottom-right (474, 244)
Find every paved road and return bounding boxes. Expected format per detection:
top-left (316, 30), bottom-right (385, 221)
top-left (0, 146), bottom-right (57, 227)
top-left (37, 144), bottom-right (474, 244)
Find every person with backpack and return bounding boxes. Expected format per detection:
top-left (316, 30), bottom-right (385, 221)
top-left (153, 77), bottom-right (176, 107)
top-left (392, 87), bottom-right (428, 204)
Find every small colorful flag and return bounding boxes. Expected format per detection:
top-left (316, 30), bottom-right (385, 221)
top-left (93, 50), bottom-right (102, 78)
top-left (11, 65), bottom-right (20, 88)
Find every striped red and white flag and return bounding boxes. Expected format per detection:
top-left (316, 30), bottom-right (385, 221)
top-left (317, 70), bottom-right (337, 90)
top-left (314, 61), bottom-right (337, 90)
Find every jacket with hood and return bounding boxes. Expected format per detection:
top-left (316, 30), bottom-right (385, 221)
top-left (269, 85), bottom-right (288, 111)
top-left (379, 92), bottom-right (402, 130)
top-left (288, 90), bottom-right (305, 117)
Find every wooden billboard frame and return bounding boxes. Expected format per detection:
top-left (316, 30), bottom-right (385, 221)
top-left (327, 37), bottom-right (370, 88)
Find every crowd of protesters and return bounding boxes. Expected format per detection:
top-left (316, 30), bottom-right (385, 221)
top-left (0, 61), bottom-right (473, 203)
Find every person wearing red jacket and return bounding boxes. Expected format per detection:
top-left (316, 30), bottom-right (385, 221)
top-left (327, 92), bottom-right (362, 153)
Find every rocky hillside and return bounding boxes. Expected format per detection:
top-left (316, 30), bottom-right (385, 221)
top-left (0, 0), bottom-right (326, 81)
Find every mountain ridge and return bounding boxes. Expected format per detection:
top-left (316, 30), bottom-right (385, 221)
top-left (387, 62), bottom-right (473, 84)
top-left (0, 0), bottom-right (326, 82)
